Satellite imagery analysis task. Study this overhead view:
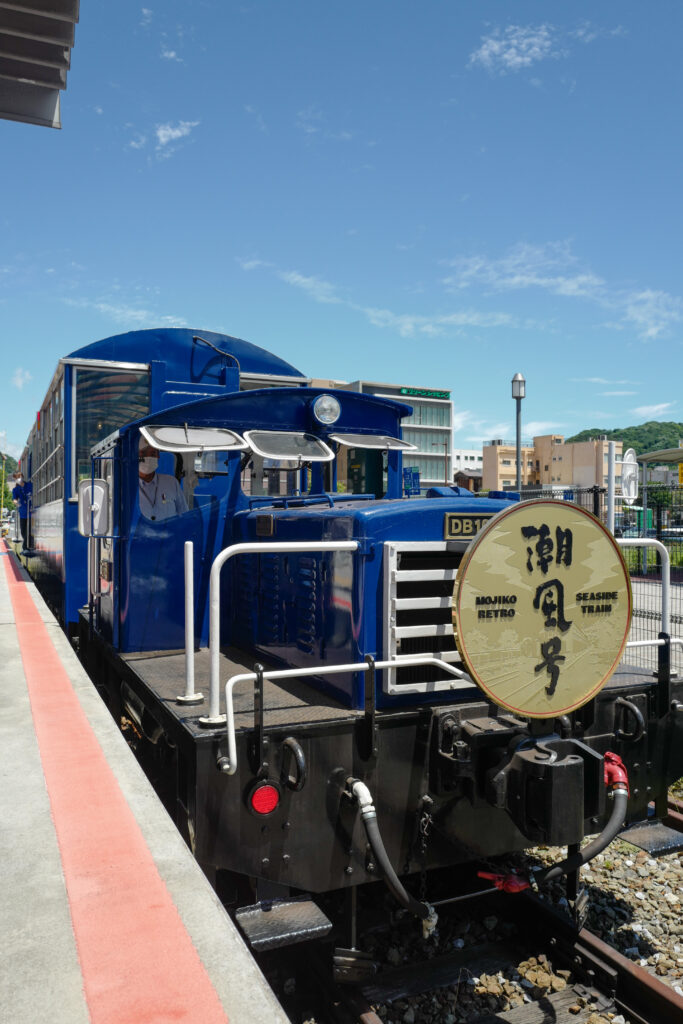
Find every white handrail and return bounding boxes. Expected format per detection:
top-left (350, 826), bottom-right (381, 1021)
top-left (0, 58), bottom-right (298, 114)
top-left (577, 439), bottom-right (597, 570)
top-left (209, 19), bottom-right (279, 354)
top-left (177, 541), bottom-right (203, 705)
top-left (202, 540), bottom-right (359, 722)
top-left (220, 655), bottom-right (466, 775)
top-left (617, 537), bottom-right (670, 634)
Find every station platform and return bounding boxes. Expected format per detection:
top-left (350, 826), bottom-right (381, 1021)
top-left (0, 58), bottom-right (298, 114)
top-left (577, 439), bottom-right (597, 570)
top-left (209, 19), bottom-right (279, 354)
top-left (0, 540), bottom-right (287, 1024)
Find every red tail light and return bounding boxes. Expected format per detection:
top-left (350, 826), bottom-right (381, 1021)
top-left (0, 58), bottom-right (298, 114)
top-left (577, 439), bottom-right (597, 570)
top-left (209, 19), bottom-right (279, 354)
top-left (249, 782), bottom-right (280, 816)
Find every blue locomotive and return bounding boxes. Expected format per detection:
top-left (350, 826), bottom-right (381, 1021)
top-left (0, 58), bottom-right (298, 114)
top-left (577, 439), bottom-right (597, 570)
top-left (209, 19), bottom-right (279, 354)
top-left (16, 327), bottom-right (683, 954)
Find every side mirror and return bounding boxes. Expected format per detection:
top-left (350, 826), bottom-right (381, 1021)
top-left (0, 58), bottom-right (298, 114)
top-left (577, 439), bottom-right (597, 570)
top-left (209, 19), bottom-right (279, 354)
top-left (77, 479), bottom-right (109, 537)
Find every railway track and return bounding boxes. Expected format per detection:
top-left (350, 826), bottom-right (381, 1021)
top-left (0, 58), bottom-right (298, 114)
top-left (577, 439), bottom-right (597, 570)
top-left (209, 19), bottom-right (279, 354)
top-left (314, 888), bottom-right (683, 1024)
top-left (261, 803), bottom-right (683, 1022)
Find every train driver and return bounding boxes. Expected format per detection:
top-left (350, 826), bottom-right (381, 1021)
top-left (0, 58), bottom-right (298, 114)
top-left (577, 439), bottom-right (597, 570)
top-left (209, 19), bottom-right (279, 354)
top-left (138, 438), bottom-right (188, 521)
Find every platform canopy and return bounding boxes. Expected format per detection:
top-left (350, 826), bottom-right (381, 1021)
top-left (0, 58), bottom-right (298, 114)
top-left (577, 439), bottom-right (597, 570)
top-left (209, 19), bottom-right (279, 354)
top-left (0, 1), bottom-right (80, 129)
top-left (636, 447), bottom-right (683, 464)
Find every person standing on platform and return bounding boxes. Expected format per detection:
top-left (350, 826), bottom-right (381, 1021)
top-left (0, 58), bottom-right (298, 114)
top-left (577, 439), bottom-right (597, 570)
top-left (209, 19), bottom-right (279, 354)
top-left (12, 470), bottom-right (33, 553)
top-left (138, 439), bottom-right (188, 521)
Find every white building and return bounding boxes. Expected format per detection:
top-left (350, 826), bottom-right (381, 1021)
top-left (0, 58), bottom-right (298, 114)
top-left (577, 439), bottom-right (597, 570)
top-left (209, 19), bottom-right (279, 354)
top-left (339, 380), bottom-right (453, 490)
top-left (453, 448), bottom-right (483, 474)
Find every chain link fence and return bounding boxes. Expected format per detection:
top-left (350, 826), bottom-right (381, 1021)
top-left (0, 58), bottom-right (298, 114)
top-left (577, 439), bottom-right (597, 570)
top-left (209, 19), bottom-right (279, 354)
top-left (519, 484), bottom-right (683, 673)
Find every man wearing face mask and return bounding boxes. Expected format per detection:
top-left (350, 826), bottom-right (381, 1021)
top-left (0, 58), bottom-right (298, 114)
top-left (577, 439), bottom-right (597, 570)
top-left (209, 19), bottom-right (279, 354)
top-left (138, 439), bottom-right (188, 521)
top-left (12, 470), bottom-right (33, 552)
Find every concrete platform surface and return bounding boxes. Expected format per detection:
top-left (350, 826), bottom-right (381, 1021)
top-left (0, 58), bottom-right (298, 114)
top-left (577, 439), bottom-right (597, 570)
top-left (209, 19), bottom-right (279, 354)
top-left (0, 541), bottom-right (287, 1024)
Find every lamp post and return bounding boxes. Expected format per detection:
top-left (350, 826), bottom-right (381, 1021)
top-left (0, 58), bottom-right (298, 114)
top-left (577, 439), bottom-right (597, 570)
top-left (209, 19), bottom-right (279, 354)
top-left (511, 373), bottom-right (526, 492)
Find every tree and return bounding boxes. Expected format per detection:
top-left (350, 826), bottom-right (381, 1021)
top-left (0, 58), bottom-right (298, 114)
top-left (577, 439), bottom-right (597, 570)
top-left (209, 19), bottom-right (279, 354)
top-left (1, 452), bottom-right (18, 513)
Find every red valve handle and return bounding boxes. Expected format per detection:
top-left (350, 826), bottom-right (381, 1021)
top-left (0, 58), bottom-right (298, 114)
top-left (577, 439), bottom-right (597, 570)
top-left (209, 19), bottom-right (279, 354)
top-left (477, 871), bottom-right (530, 893)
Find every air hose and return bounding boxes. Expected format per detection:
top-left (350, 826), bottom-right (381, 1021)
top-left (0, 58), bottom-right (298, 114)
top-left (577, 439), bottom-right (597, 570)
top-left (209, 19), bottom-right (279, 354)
top-left (480, 751), bottom-right (630, 894)
top-left (348, 778), bottom-right (437, 935)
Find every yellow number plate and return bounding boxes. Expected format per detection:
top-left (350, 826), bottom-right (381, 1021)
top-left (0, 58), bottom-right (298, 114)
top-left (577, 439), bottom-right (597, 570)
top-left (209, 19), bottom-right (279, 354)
top-left (444, 514), bottom-right (493, 540)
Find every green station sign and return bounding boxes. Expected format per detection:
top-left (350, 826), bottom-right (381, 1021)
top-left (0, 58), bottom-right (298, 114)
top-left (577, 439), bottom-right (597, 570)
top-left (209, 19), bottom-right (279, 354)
top-left (400, 387), bottom-right (450, 400)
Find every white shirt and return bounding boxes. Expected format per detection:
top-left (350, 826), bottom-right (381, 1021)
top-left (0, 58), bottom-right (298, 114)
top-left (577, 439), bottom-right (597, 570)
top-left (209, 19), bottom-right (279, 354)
top-left (139, 472), bottom-right (188, 521)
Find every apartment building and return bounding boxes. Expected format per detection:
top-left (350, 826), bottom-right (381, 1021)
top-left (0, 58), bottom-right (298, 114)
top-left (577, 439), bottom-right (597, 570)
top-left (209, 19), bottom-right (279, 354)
top-left (483, 434), bottom-right (623, 491)
top-left (481, 439), bottom-right (536, 490)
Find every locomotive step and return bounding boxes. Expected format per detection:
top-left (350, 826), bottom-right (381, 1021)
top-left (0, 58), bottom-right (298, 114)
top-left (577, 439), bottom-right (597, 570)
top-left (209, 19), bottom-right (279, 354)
top-left (235, 895), bottom-right (333, 951)
top-left (618, 819), bottom-right (683, 856)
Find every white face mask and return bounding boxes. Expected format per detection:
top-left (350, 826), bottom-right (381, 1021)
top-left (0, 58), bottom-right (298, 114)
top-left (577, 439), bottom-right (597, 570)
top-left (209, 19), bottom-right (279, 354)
top-left (139, 457), bottom-right (159, 475)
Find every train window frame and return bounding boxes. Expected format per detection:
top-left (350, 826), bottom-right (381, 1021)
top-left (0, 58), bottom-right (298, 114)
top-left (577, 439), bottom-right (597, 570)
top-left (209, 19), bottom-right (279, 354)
top-left (329, 432), bottom-right (417, 451)
top-left (139, 424), bottom-right (247, 452)
top-left (243, 430), bottom-right (334, 463)
top-left (69, 360), bottom-right (150, 499)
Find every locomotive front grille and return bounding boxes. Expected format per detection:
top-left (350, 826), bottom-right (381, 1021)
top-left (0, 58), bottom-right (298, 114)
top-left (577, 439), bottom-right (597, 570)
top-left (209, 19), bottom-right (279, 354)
top-left (383, 541), bottom-right (477, 696)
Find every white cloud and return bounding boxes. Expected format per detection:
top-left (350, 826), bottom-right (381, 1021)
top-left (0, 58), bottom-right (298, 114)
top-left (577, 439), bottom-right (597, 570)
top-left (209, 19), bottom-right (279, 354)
top-left (621, 289), bottom-right (682, 340)
top-left (442, 241), bottom-right (604, 299)
top-left (277, 271), bottom-right (342, 305)
top-left (469, 21), bottom-right (624, 76)
top-left (128, 133), bottom-right (147, 150)
top-left (295, 106), bottom-right (353, 142)
top-left (12, 368), bottom-right (31, 390)
top-left (599, 390), bottom-right (637, 397)
top-left (465, 422), bottom-right (512, 444)
top-left (161, 48), bottom-right (182, 62)
top-left (245, 105), bottom-right (267, 132)
top-left (452, 410), bottom-right (471, 433)
top-left (237, 257), bottom-right (272, 271)
top-left (240, 257), bottom-right (517, 338)
top-left (525, 421), bottom-right (564, 435)
top-left (469, 24), bottom-right (563, 74)
top-left (141, 9), bottom-right (153, 28)
top-left (0, 430), bottom-right (22, 459)
top-left (569, 377), bottom-right (632, 385)
top-left (296, 106), bottom-right (324, 135)
top-left (62, 297), bottom-right (187, 329)
top-left (632, 402), bottom-right (676, 418)
top-left (155, 120), bottom-right (199, 150)
top-left (444, 242), bottom-right (683, 341)
top-left (356, 306), bottom-right (515, 337)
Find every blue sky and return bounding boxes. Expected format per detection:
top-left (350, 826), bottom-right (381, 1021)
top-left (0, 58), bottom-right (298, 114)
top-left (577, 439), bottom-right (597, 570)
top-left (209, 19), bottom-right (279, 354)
top-left (2, 1), bottom-right (682, 458)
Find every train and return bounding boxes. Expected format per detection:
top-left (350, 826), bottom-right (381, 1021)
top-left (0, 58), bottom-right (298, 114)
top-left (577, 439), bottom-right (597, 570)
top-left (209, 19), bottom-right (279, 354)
top-left (14, 327), bottom-right (683, 960)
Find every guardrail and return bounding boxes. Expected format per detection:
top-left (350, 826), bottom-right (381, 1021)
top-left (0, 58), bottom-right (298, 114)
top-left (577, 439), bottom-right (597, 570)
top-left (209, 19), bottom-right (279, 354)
top-left (220, 655), bottom-right (466, 775)
top-left (186, 535), bottom-right (679, 731)
top-left (618, 537), bottom-right (670, 635)
top-left (199, 540), bottom-right (360, 725)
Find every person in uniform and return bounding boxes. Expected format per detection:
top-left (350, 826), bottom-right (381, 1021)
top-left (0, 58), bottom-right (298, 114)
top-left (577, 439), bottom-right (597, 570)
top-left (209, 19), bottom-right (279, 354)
top-left (138, 439), bottom-right (188, 521)
top-left (11, 470), bottom-right (33, 552)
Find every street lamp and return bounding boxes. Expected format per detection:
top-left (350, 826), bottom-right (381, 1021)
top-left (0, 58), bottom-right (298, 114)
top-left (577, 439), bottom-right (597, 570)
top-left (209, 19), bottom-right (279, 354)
top-left (511, 372), bottom-right (526, 492)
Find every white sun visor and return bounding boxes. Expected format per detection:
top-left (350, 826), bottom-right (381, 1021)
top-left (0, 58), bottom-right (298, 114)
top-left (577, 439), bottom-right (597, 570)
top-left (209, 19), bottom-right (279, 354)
top-left (140, 425), bottom-right (248, 452)
top-left (244, 430), bottom-right (334, 461)
top-left (329, 433), bottom-right (417, 451)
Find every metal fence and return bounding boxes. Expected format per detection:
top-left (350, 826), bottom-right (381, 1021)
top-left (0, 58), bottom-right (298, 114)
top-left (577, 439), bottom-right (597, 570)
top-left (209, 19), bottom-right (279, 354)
top-left (519, 485), bottom-right (683, 673)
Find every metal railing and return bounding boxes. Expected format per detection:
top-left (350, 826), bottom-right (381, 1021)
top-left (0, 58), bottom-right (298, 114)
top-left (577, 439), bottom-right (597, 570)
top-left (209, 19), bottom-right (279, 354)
top-left (220, 655), bottom-right (465, 775)
top-left (199, 540), bottom-right (360, 725)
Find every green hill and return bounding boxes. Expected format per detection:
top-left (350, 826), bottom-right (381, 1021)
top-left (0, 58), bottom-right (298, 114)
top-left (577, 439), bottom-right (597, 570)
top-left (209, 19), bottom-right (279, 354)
top-left (565, 421), bottom-right (683, 456)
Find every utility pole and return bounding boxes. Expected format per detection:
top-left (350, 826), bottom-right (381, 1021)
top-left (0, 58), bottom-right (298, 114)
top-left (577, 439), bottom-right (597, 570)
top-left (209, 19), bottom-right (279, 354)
top-left (433, 441), bottom-right (449, 484)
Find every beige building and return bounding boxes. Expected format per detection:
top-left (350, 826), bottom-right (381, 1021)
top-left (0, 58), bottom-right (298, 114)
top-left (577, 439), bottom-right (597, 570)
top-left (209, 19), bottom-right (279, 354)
top-left (483, 435), bottom-right (623, 492)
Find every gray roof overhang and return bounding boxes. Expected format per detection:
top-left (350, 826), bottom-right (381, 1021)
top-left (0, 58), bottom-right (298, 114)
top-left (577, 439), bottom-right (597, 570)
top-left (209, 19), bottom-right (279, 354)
top-left (0, 1), bottom-right (80, 129)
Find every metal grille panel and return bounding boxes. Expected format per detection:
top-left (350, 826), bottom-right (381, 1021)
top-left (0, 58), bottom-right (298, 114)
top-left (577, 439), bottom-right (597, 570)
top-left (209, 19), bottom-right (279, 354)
top-left (383, 541), bottom-right (477, 695)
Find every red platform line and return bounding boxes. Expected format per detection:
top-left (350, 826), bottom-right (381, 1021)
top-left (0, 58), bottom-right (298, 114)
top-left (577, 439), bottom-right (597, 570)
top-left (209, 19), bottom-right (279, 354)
top-left (2, 543), bottom-right (229, 1024)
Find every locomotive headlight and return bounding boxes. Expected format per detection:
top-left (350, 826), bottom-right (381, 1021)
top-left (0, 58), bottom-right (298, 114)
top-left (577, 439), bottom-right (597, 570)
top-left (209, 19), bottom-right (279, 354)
top-left (312, 394), bottom-right (341, 425)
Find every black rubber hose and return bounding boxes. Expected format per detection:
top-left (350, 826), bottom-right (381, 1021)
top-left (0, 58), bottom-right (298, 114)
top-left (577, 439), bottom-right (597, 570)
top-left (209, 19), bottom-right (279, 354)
top-left (533, 788), bottom-right (629, 885)
top-left (360, 811), bottom-right (431, 920)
